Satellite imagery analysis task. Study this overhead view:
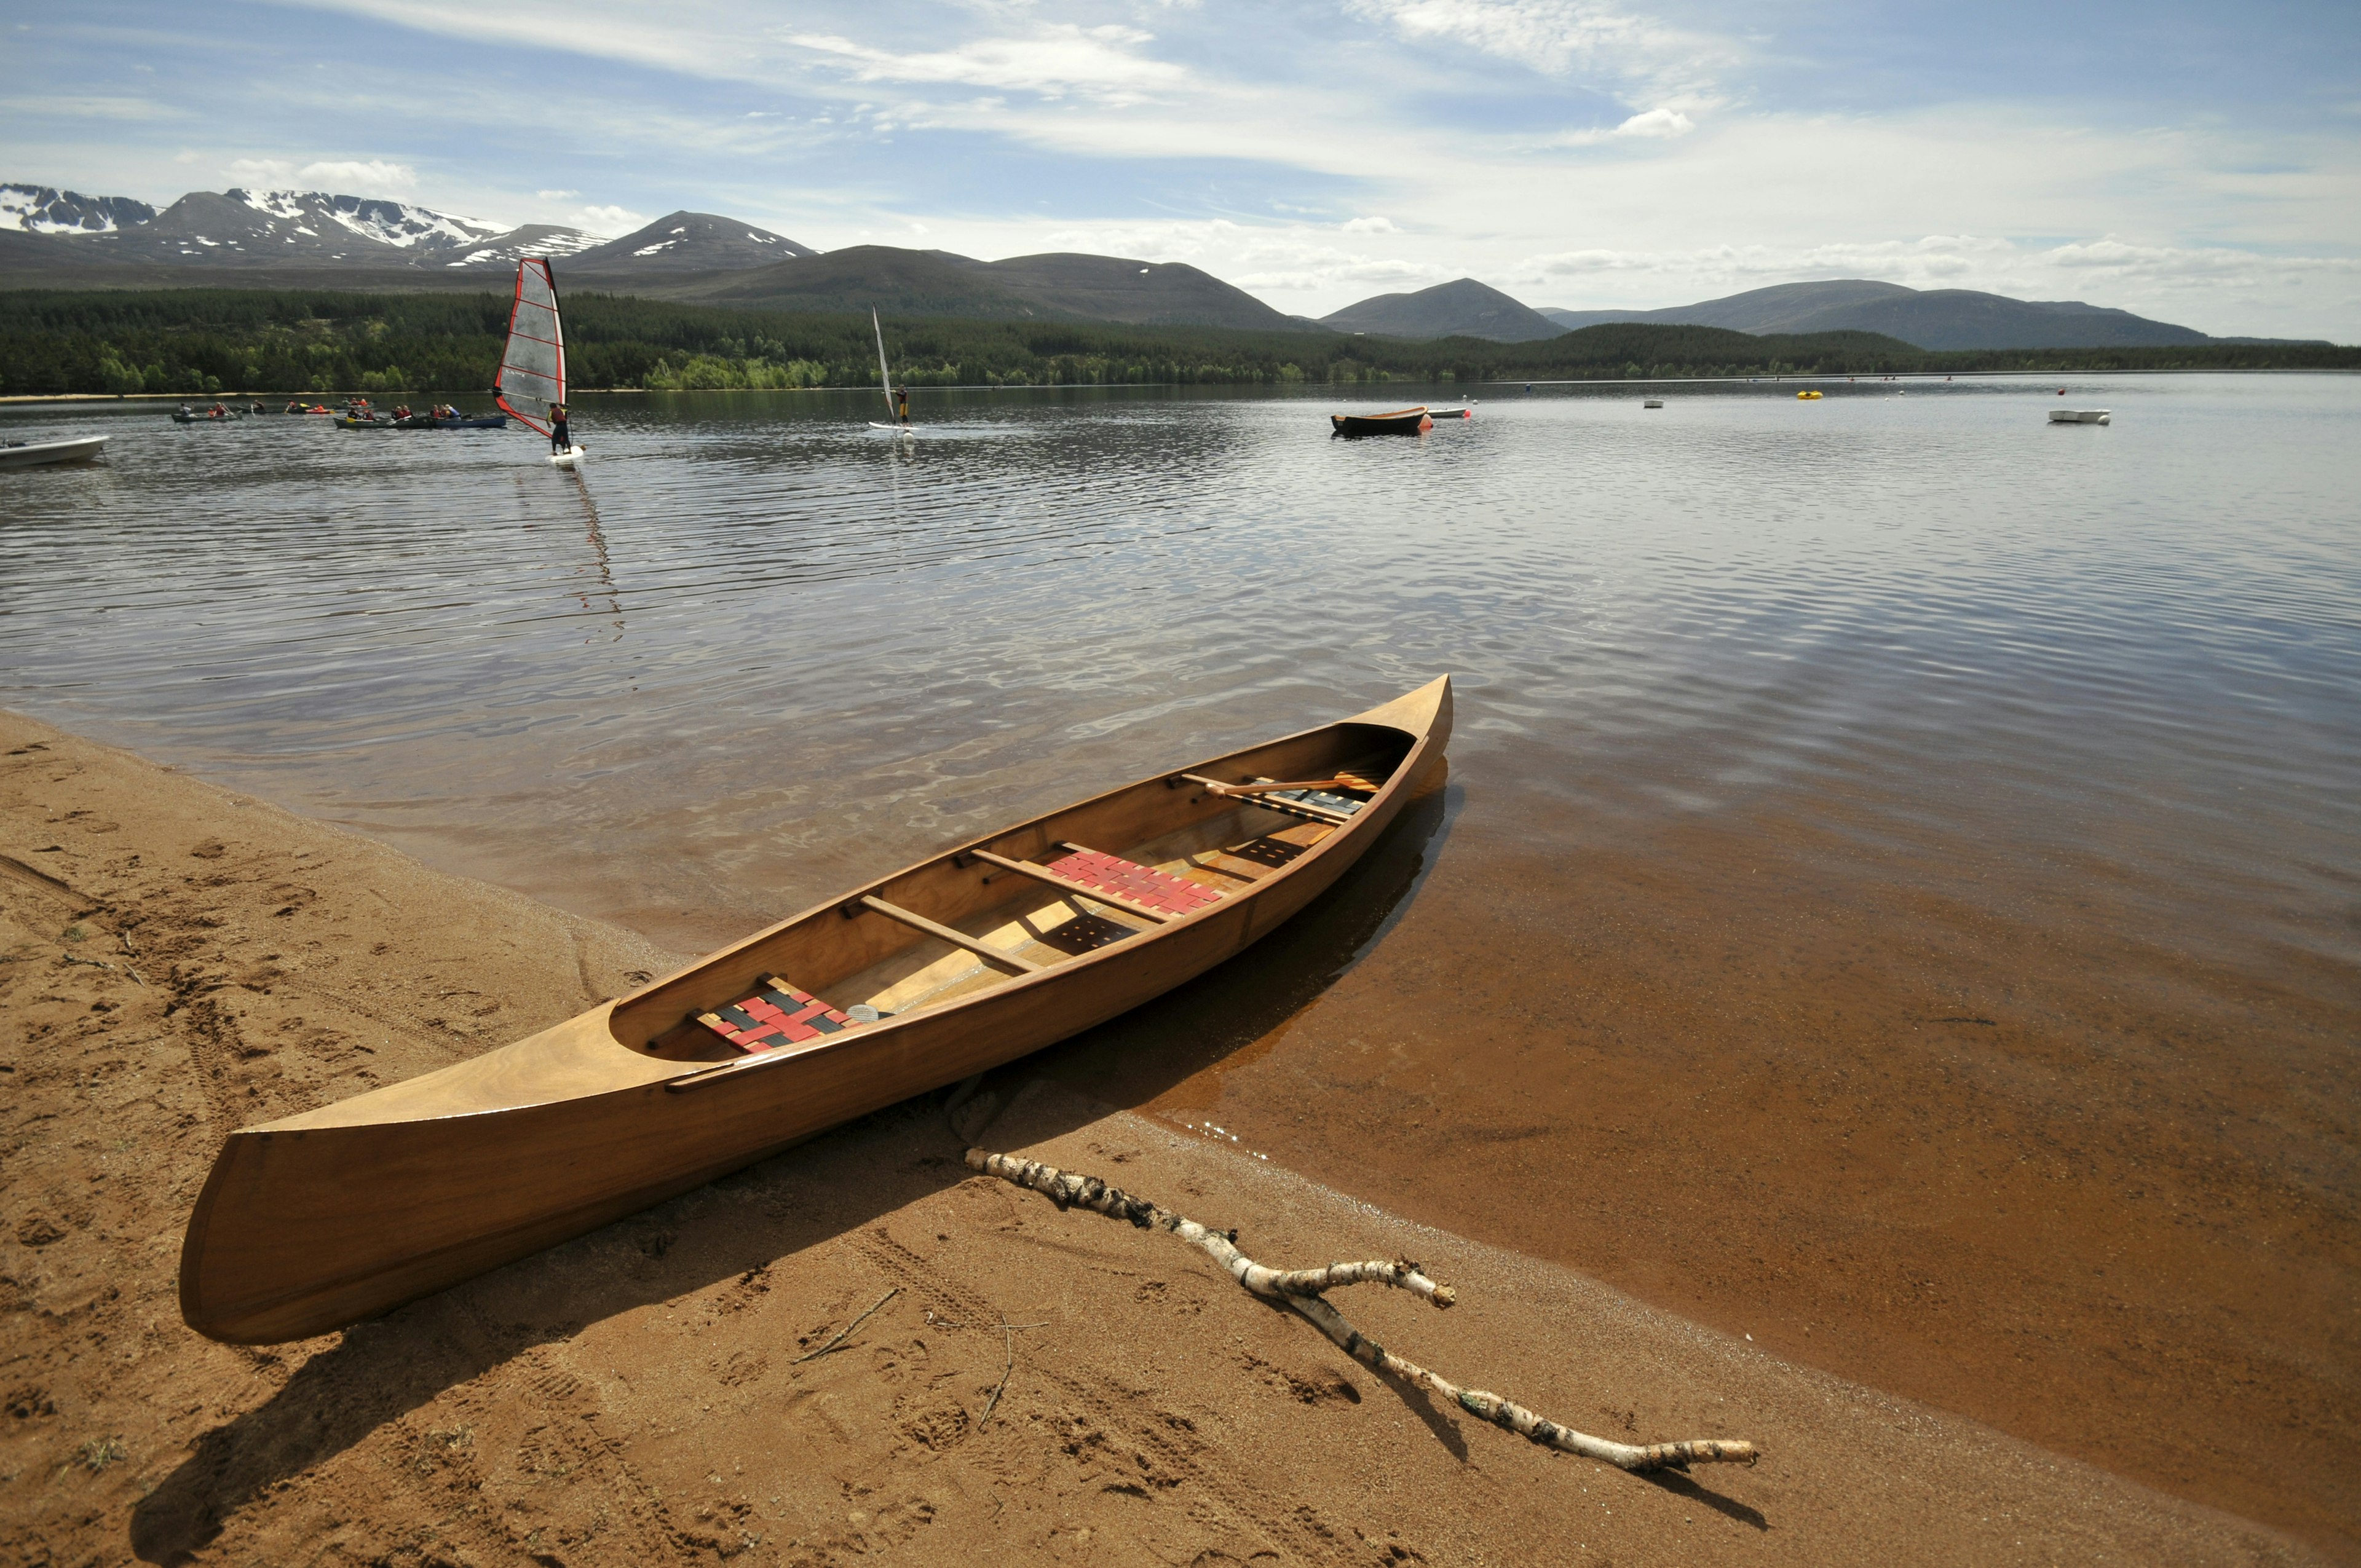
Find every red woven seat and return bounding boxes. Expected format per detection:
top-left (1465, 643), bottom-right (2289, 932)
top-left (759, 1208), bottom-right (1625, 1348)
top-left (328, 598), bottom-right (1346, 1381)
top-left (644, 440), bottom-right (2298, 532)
top-left (698, 977), bottom-right (863, 1055)
top-left (1043, 849), bottom-right (1222, 916)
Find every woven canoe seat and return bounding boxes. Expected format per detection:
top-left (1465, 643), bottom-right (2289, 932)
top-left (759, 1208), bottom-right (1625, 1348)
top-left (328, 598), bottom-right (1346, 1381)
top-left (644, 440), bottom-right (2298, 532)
top-left (698, 977), bottom-right (864, 1055)
top-left (1044, 848), bottom-right (1223, 917)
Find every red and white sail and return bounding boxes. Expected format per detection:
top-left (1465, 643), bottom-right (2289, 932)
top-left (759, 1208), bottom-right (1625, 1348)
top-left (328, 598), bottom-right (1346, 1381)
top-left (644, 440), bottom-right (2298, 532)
top-left (496, 259), bottom-right (565, 436)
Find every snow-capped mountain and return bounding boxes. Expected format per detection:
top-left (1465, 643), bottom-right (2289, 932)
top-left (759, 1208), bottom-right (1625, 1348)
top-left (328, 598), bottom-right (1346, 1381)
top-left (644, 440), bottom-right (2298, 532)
top-left (1, 184), bottom-right (159, 235)
top-left (227, 189), bottom-right (510, 250)
top-left (568, 210), bottom-right (818, 274)
top-left (1, 182), bottom-right (610, 271)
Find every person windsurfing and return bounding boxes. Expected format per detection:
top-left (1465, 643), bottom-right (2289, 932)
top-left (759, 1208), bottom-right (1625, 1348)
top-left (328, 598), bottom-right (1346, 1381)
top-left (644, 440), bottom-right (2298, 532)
top-left (549, 401), bottom-right (571, 455)
top-left (895, 385), bottom-right (911, 424)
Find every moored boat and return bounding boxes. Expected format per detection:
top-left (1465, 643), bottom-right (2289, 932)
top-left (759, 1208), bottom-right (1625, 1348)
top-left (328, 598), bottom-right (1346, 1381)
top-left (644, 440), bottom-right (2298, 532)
top-left (338, 412), bottom-right (512, 430)
top-left (405, 413), bottom-right (508, 430)
top-left (2049, 408), bottom-right (2111, 425)
top-left (0, 435), bottom-right (108, 469)
top-left (180, 677), bottom-right (1454, 1343)
top-left (1331, 406), bottom-right (1433, 436)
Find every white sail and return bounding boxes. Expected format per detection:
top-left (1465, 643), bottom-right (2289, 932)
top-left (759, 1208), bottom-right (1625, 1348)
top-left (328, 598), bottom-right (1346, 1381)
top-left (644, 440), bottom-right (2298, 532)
top-left (872, 309), bottom-right (895, 415)
top-left (497, 259), bottom-right (565, 436)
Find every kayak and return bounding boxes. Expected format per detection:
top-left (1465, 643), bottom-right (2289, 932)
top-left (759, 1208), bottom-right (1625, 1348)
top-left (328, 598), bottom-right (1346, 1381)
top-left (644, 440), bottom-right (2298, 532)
top-left (172, 411), bottom-right (244, 424)
top-left (178, 677), bottom-right (1453, 1343)
top-left (0, 435), bottom-right (108, 470)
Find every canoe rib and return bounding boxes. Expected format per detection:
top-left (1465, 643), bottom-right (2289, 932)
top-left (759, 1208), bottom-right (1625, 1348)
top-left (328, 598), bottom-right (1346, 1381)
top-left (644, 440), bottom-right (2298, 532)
top-left (179, 676), bottom-right (1452, 1343)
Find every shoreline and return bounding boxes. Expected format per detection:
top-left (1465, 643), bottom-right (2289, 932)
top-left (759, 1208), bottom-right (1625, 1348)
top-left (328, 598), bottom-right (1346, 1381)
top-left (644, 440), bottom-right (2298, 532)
top-left (0, 707), bottom-right (2324, 1564)
top-left (6, 366), bottom-right (2354, 406)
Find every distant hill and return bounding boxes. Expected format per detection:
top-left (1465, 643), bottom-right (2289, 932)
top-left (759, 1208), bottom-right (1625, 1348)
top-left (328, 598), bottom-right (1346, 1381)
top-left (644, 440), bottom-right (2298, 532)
top-left (982, 253), bottom-right (1309, 331)
top-left (670, 246), bottom-right (1315, 331)
top-left (1321, 278), bottom-right (1564, 341)
top-left (1536, 280), bottom-right (2223, 350)
top-left (665, 246), bottom-right (1053, 318)
top-left (566, 211), bottom-right (817, 278)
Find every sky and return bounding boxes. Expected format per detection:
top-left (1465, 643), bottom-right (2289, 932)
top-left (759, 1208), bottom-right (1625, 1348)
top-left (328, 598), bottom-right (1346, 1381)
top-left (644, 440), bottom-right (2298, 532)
top-left (6, 0), bottom-right (2359, 336)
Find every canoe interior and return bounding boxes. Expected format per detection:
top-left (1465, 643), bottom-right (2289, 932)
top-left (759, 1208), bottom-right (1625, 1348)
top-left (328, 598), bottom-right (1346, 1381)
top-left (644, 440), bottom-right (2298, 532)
top-left (613, 720), bottom-right (1414, 1062)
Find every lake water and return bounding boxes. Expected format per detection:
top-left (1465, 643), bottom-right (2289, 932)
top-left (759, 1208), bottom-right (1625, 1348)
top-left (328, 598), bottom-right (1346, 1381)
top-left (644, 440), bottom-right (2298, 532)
top-left (4, 376), bottom-right (2357, 1545)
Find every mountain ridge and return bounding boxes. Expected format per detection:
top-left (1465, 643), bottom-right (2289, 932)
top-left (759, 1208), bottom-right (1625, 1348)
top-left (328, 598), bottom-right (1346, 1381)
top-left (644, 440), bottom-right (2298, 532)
top-left (1529, 279), bottom-right (2274, 351)
top-left (2, 179), bottom-right (2317, 348)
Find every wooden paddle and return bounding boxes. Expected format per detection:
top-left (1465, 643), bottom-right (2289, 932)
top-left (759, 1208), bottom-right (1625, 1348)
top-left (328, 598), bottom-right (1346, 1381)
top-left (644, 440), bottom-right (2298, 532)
top-left (1211, 772), bottom-right (1383, 798)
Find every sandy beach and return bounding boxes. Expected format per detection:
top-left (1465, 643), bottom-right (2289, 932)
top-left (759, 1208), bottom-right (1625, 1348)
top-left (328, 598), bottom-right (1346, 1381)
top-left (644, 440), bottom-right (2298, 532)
top-left (0, 709), bottom-right (2328, 1565)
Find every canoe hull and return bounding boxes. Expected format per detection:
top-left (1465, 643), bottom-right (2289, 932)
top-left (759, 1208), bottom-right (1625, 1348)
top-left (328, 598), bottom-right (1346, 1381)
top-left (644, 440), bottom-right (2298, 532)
top-left (181, 680), bottom-right (1451, 1342)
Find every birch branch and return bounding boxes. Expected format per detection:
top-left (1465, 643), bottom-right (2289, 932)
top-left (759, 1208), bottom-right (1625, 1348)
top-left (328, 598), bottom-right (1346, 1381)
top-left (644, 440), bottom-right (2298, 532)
top-left (965, 1148), bottom-right (1756, 1475)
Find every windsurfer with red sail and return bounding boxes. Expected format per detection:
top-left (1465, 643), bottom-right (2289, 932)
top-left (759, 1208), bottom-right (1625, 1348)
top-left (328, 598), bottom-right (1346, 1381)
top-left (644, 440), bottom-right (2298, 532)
top-left (549, 402), bottom-right (571, 455)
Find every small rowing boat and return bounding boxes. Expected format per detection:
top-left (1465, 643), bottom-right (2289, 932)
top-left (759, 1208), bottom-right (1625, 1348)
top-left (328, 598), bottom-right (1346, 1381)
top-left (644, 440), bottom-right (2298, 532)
top-left (180, 677), bottom-right (1453, 1342)
top-left (0, 435), bottom-right (108, 469)
top-left (1331, 406), bottom-right (1433, 436)
top-left (2048, 408), bottom-right (2111, 425)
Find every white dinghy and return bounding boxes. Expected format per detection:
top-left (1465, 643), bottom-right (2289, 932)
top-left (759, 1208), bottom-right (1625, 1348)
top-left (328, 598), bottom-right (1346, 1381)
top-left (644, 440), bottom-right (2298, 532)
top-left (2049, 408), bottom-right (2111, 425)
top-left (0, 435), bottom-right (108, 470)
top-left (867, 309), bottom-right (916, 438)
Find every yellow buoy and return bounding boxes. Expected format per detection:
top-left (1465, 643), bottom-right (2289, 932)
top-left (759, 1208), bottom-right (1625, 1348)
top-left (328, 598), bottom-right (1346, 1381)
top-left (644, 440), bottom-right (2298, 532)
top-left (1797, 390), bottom-right (1822, 400)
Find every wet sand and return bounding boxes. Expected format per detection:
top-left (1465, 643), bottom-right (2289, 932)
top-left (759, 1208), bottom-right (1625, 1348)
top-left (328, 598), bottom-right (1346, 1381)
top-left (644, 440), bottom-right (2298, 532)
top-left (1031, 780), bottom-right (2361, 1557)
top-left (0, 711), bottom-right (2326, 1564)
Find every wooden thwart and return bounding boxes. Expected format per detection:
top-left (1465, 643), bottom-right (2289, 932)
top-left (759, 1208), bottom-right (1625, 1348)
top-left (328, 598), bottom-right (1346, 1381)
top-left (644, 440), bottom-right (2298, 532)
top-left (847, 893), bottom-right (1046, 975)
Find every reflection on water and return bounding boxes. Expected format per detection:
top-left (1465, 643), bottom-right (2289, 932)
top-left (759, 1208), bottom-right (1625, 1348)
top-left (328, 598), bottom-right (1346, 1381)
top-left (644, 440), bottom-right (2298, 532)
top-left (4, 377), bottom-right (2353, 977)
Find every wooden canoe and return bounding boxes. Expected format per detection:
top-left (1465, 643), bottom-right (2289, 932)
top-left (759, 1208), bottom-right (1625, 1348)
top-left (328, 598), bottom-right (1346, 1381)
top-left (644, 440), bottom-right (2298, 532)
top-left (180, 676), bottom-right (1453, 1342)
top-left (1331, 406), bottom-right (1433, 436)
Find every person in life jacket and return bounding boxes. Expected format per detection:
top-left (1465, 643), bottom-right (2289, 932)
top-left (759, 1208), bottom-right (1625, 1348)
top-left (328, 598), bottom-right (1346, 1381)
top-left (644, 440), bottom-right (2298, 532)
top-left (895, 385), bottom-right (910, 424)
top-left (549, 402), bottom-right (571, 454)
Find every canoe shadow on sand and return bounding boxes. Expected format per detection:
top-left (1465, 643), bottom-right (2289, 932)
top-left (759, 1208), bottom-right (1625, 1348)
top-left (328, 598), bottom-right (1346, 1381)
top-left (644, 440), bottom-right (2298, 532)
top-left (134, 778), bottom-right (1480, 1562)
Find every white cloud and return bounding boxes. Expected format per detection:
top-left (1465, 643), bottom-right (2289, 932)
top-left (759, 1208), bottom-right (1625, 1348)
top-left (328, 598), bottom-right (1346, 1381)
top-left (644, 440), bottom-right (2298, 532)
top-left (297, 159), bottom-right (418, 195)
top-left (1342, 0), bottom-right (1648, 74)
top-left (0, 95), bottom-right (173, 120)
top-left (2040, 237), bottom-right (2360, 284)
top-left (1615, 106), bottom-right (1691, 138)
top-left (1342, 216), bottom-right (1401, 234)
top-left (537, 187), bottom-right (580, 200)
top-left (569, 204), bottom-right (646, 235)
top-left (227, 157), bottom-right (295, 187)
top-left (1340, 0), bottom-right (1731, 105)
top-left (781, 24), bottom-right (1187, 104)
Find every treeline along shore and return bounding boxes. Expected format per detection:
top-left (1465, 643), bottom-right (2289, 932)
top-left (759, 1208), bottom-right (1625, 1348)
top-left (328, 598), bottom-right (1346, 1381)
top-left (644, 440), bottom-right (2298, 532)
top-left (4, 286), bottom-right (2355, 398)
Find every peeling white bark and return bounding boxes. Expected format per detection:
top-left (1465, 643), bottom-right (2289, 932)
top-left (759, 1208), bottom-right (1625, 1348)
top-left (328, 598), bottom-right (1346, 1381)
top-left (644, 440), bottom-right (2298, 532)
top-left (966, 1149), bottom-right (1757, 1474)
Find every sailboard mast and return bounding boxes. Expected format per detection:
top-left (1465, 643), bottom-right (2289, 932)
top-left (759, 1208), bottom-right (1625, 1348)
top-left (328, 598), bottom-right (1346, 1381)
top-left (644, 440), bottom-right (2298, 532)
top-left (496, 259), bottom-right (566, 437)
top-left (872, 309), bottom-right (895, 415)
